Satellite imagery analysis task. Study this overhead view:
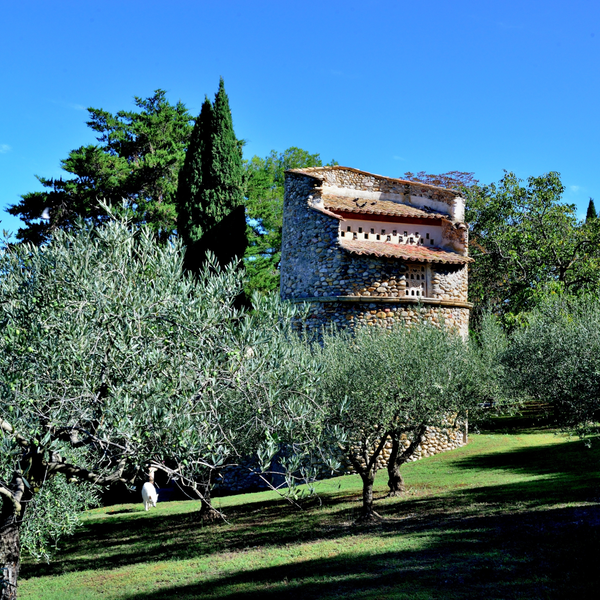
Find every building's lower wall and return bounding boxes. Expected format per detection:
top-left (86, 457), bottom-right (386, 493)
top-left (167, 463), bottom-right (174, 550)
top-left (340, 424), bottom-right (468, 475)
top-left (213, 421), bottom-right (467, 495)
top-left (296, 300), bottom-right (470, 338)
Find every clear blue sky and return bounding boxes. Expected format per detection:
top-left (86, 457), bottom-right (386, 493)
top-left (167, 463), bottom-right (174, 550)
top-left (1, 0), bottom-right (598, 236)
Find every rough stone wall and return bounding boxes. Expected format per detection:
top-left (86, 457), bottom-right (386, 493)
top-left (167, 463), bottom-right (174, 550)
top-left (295, 166), bottom-right (464, 222)
top-left (432, 265), bottom-right (468, 303)
top-left (280, 173), bottom-right (342, 300)
top-left (280, 172), bottom-right (469, 306)
top-left (296, 301), bottom-right (470, 338)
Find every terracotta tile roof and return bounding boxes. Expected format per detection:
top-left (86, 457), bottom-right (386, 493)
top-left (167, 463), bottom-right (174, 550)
top-left (321, 194), bottom-right (449, 220)
top-left (339, 238), bottom-right (473, 264)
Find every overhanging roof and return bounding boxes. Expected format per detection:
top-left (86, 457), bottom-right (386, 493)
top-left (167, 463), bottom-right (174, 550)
top-left (322, 194), bottom-right (449, 220)
top-left (339, 238), bottom-right (472, 264)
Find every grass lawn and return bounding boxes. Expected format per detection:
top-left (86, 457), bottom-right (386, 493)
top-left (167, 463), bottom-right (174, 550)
top-left (19, 428), bottom-right (600, 599)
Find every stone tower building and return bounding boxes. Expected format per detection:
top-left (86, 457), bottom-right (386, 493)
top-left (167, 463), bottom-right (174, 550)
top-left (280, 166), bottom-right (473, 336)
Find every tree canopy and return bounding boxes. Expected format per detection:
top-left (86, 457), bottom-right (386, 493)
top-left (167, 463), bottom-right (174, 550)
top-left (176, 79), bottom-right (246, 271)
top-left (465, 171), bottom-right (600, 325)
top-left (244, 147), bottom-right (337, 294)
top-left (8, 91), bottom-right (193, 245)
top-left (0, 217), bottom-right (327, 596)
top-left (502, 294), bottom-right (600, 439)
top-left (317, 320), bottom-right (495, 520)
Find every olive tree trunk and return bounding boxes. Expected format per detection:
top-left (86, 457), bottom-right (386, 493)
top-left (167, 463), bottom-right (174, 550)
top-left (349, 434), bottom-right (390, 521)
top-left (387, 425), bottom-right (427, 497)
top-left (0, 510), bottom-right (21, 600)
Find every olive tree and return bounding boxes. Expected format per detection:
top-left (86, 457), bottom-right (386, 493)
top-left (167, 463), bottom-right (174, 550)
top-left (0, 219), bottom-right (325, 599)
top-left (318, 319), bottom-right (495, 520)
top-left (502, 294), bottom-right (600, 438)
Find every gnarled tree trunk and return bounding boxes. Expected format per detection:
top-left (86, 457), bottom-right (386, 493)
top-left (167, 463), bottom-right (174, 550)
top-left (0, 510), bottom-right (21, 600)
top-left (386, 425), bottom-right (427, 497)
top-left (349, 434), bottom-right (390, 522)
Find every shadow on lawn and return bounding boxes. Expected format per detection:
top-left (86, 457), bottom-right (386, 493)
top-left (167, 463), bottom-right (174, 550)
top-left (113, 504), bottom-right (600, 600)
top-left (22, 436), bottom-right (600, 598)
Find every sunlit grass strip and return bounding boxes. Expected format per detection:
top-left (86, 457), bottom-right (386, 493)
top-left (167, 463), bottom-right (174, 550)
top-left (19, 432), bottom-right (600, 600)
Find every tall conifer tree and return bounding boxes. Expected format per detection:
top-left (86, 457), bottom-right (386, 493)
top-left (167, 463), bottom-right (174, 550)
top-left (177, 97), bottom-right (213, 247)
top-left (176, 78), bottom-right (246, 270)
top-left (586, 198), bottom-right (597, 222)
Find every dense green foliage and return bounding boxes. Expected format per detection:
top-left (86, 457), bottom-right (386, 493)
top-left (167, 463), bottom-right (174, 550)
top-left (317, 320), bottom-right (500, 517)
top-left (244, 147), bottom-right (336, 294)
top-left (502, 295), bottom-right (600, 438)
top-left (0, 218), bottom-right (329, 589)
top-left (176, 79), bottom-right (246, 270)
top-left (466, 171), bottom-right (600, 325)
top-left (8, 91), bottom-right (193, 244)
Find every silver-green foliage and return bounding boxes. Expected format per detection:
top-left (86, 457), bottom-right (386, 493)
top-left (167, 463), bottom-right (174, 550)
top-left (503, 295), bottom-right (600, 438)
top-left (317, 318), bottom-right (499, 515)
top-left (20, 475), bottom-right (98, 563)
top-left (320, 321), bottom-right (476, 445)
top-left (0, 218), bottom-right (325, 565)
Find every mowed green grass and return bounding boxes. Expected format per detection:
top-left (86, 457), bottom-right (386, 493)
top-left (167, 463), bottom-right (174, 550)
top-left (19, 429), bottom-right (600, 600)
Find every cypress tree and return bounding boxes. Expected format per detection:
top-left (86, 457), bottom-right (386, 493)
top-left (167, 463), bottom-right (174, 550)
top-left (176, 78), bottom-right (246, 271)
top-left (586, 198), bottom-right (597, 222)
top-left (177, 97), bottom-right (213, 247)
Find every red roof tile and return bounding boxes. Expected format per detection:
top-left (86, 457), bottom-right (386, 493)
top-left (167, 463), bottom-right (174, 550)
top-left (322, 194), bottom-right (449, 220)
top-left (339, 238), bottom-right (472, 264)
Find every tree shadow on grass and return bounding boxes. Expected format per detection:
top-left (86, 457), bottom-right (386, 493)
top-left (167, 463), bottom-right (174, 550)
top-left (22, 436), bottom-right (600, 598)
top-left (111, 504), bottom-right (600, 600)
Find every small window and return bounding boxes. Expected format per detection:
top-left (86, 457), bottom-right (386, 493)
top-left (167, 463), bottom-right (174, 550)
top-left (381, 229), bottom-right (386, 235)
top-left (416, 232), bottom-right (419, 237)
top-left (404, 231), bottom-right (408, 237)
top-left (411, 274), bottom-right (414, 279)
top-left (358, 227), bottom-right (363, 233)
top-left (353, 232), bottom-right (357, 240)
top-left (430, 239), bottom-right (434, 245)
top-left (341, 231), bottom-right (345, 237)
top-left (376, 234), bottom-right (380, 240)
top-left (370, 228), bottom-right (375, 234)
top-left (426, 232), bottom-right (430, 239)
top-left (364, 232), bottom-right (368, 239)
top-left (347, 225), bottom-right (351, 232)
top-left (393, 230), bottom-right (397, 236)
top-left (409, 237), bottom-right (414, 244)
top-left (386, 235), bottom-right (391, 241)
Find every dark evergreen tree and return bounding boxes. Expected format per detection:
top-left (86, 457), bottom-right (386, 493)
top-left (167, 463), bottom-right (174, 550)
top-left (586, 198), bottom-right (597, 222)
top-left (176, 97), bottom-right (213, 247)
top-left (10, 91), bottom-right (193, 244)
top-left (176, 79), bottom-right (246, 271)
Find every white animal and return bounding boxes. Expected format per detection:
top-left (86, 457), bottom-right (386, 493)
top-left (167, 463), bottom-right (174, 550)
top-left (141, 482), bottom-right (158, 511)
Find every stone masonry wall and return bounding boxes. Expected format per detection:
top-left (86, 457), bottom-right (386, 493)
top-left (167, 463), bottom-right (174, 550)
top-left (296, 301), bottom-right (470, 338)
top-left (281, 173), bottom-right (469, 305)
top-left (294, 166), bottom-right (465, 223)
top-left (279, 169), bottom-right (472, 479)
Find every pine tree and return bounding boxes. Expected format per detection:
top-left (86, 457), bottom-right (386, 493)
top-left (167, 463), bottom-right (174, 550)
top-left (586, 198), bottom-right (597, 222)
top-left (176, 79), bottom-right (246, 271)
